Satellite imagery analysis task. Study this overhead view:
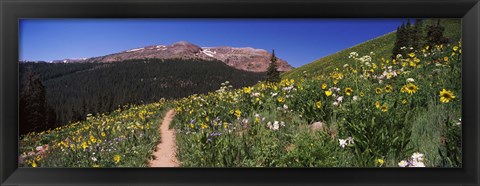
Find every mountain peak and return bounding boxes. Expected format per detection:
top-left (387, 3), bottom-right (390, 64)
top-left (79, 41), bottom-right (293, 72)
top-left (172, 41), bottom-right (196, 46)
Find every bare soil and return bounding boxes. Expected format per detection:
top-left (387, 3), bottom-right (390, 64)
top-left (148, 109), bottom-right (179, 167)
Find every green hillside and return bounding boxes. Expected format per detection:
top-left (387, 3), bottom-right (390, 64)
top-left (282, 19), bottom-right (461, 80)
top-left (19, 18), bottom-right (462, 168)
top-left (20, 59), bottom-right (265, 132)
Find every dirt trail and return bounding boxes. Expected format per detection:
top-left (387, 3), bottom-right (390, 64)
top-left (148, 109), bottom-right (179, 167)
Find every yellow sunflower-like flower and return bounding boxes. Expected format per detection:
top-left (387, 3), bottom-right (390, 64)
top-left (322, 83), bottom-right (327, 90)
top-left (345, 87), bottom-right (353, 96)
top-left (114, 155), bottom-right (121, 164)
top-left (81, 141), bottom-right (88, 149)
top-left (444, 56), bottom-right (449, 62)
top-left (325, 90), bottom-right (333, 97)
top-left (90, 135), bottom-right (96, 143)
top-left (385, 85), bottom-right (392, 93)
top-left (409, 53), bottom-right (415, 58)
top-left (375, 87), bottom-right (383, 94)
top-left (359, 92), bottom-right (365, 97)
top-left (200, 123), bottom-right (208, 129)
top-left (315, 101), bottom-right (322, 109)
top-left (376, 158), bottom-right (385, 166)
top-left (375, 101), bottom-right (380, 109)
top-left (243, 87), bottom-right (252, 94)
top-left (439, 89), bottom-right (455, 103)
top-left (381, 104), bottom-right (388, 112)
top-left (277, 97), bottom-right (285, 103)
top-left (234, 109), bottom-right (242, 118)
top-left (404, 83), bottom-right (418, 95)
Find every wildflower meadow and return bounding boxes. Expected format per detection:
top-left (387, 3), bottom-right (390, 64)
top-left (18, 19), bottom-right (462, 168)
top-left (172, 42), bottom-right (462, 167)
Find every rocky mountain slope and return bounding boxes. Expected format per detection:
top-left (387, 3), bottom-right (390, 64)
top-left (55, 41), bottom-right (293, 72)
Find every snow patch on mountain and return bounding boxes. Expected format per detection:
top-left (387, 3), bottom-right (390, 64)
top-left (202, 49), bottom-right (216, 57)
top-left (126, 48), bottom-right (144, 52)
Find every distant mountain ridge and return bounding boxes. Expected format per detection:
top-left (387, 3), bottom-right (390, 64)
top-left (53, 41), bottom-right (293, 72)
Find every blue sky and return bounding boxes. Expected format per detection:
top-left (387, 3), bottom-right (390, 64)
top-left (20, 19), bottom-right (407, 67)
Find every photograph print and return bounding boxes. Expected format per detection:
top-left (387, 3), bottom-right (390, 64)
top-left (18, 18), bottom-right (462, 168)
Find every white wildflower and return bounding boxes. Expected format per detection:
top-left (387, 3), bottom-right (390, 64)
top-left (339, 139), bottom-right (347, 148)
top-left (411, 152), bottom-right (424, 162)
top-left (273, 121), bottom-right (280, 130)
top-left (337, 96), bottom-right (344, 103)
top-left (398, 160), bottom-right (408, 167)
top-left (346, 137), bottom-right (354, 144)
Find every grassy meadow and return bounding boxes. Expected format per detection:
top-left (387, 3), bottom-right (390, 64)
top-left (19, 19), bottom-right (462, 168)
top-left (19, 100), bottom-right (169, 167)
top-left (172, 41), bottom-right (462, 167)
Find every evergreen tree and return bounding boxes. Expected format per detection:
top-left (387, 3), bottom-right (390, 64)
top-left (19, 67), bottom-right (55, 134)
top-left (405, 19), bottom-right (415, 53)
top-left (266, 50), bottom-right (281, 83)
top-left (391, 26), bottom-right (403, 59)
top-left (412, 18), bottom-right (423, 50)
top-left (425, 19), bottom-right (449, 48)
top-left (392, 22), bottom-right (409, 59)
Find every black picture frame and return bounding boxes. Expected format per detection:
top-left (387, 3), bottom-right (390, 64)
top-left (1, 0), bottom-right (479, 185)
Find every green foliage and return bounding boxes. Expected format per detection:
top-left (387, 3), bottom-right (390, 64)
top-left (173, 38), bottom-right (462, 167)
top-left (266, 50), bottom-right (281, 83)
top-left (425, 19), bottom-right (450, 48)
top-left (19, 100), bottom-right (169, 167)
top-left (19, 18), bottom-right (462, 168)
top-left (19, 67), bottom-right (57, 134)
top-left (283, 19), bottom-right (461, 80)
top-left (19, 59), bottom-right (265, 127)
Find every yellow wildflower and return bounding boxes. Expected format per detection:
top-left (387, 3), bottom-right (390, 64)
top-left (200, 123), bottom-right (208, 129)
top-left (385, 85), bottom-right (392, 93)
top-left (403, 83), bottom-right (418, 95)
top-left (439, 89), bottom-right (455, 103)
top-left (243, 87), bottom-right (252, 94)
top-left (81, 141), bottom-right (88, 149)
top-left (376, 158), bottom-right (385, 166)
top-left (325, 90), bottom-right (333, 97)
top-left (234, 109), bottom-right (242, 118)
top-left (381, 104), bottom-right (388, 112)
top-left (345, 88), bottom-right (353, 96)
top-left (315, 101), bottom-right (322, 109)
top-left (114, 155), bottom-right (121, 164)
